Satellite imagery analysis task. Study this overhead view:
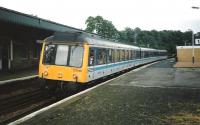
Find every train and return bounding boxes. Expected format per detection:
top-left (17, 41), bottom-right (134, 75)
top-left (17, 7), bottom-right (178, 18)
top-left (39, 32), bottom-right (167, 92)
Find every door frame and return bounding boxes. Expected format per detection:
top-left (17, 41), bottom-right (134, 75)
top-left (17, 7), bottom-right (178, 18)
top-left (0, 46), bottom-right (2, 71)
top-left (1, 44), bottom-right (9, 71)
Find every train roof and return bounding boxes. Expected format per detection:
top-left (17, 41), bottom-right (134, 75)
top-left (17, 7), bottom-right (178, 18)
top-left (45, 32), bottom-right (166, 51)
top-left (45, 32), bottom-right (140, 49)
top-left (141, 47), bottom-right (167, 52)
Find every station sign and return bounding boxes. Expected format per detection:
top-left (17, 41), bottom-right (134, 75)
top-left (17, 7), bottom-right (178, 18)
top-left (195, 39), bottom-right (200, 45)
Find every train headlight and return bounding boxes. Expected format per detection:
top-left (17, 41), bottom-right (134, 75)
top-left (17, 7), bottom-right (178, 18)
top-left (73, 74), bottom-right (77, 79)
top-left (73, 74), bottom-right (78, 82)
top-left (44, 71), bottom-right (48, 76)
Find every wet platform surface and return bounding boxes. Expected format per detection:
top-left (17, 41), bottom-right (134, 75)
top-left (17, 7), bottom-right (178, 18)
top-left (20, 59), bottom-right (200, 125)
top-left (0, 69), bottom-right (37, 81)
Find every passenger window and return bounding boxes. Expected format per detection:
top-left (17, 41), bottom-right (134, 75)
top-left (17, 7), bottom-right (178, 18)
top-left (128, 50), bottom-right (131, 60)
top-left (89, 48), bottom-right (95, 66)
top-left (97, 48), bottom-right (107, 65)
top-left (136, 51), bottom-right (141, 59)
top-left (132, 50), bottom-right (136, 59)
top-left (107, 49), bottom-right (112, 63)
top-left (117, 50), bottom-right (120, 62)
top-left (111, 49), bottom-right (115, 63)
top-left (114, 50), bottom-right (119, 62)
top-left (144, 51), bottom-right (147, 58)
top-left (126, 50), bottom-right (128, 60)
top-left (114, 50), bottom-right (118, 62)
top-left (120, 50), bottom-right (125, 61)
top-left (125, 50), bottom-right (129, 60)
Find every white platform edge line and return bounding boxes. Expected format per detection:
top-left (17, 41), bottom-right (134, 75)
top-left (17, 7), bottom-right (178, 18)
top-left (0, 75), bottom-right (38, 85)
top-left (110, 84), bottom-right (200, 89)
top-left (8, 61), bottom-right (160, 125)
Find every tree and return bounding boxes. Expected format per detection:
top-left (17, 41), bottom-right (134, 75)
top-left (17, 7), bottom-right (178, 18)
top-left (85, 15), bottom-right (195, 55)
top-left (85, 16), bottom-right (119, 39)
top-left (118, 27), bottom-right (141, 45)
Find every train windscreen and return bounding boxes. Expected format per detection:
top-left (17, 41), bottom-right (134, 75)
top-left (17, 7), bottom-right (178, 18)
top-left (43, 44), bottom-right (83, 67)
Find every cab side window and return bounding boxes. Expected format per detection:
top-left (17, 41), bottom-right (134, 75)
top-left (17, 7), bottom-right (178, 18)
top-left (89, 48), bottom-right (95, 66)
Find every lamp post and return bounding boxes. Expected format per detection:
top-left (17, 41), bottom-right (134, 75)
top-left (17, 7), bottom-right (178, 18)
top-left (192, 6), bottom-right (200, 9)
top-left (188, 29), bottom-right (195, 63)
top-left (190, 6), bottom-right (199, 63)
top-left (192, 31), bottom-right (195, 63)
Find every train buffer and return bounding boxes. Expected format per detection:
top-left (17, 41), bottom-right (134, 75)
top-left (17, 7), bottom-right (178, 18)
top-left (10, 59), bottom-right (200, 125)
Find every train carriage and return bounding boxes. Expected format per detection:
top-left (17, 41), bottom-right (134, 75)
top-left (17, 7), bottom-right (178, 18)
top-left (39, 32), bottom-right (167, 91)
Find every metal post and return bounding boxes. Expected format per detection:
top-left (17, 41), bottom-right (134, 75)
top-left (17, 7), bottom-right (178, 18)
top-left (191, 6), bottom-right (199, 63)
top-left (192, 32), bottom-right (195, 63)
top-left (10, 40), bottom-right (13, 61)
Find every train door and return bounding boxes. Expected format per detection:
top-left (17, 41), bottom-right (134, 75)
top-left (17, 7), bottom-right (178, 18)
top-left (88, 47), bottom-right (95, 81)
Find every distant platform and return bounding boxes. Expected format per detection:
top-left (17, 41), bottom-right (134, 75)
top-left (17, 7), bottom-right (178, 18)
top-left (174, 62), bottom-right (200, 68)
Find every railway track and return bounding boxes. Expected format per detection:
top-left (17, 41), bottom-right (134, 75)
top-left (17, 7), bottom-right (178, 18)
top-left (0, 89), bottom-right (57, 124)
top-left (0, 76), bottom-right (115, 124)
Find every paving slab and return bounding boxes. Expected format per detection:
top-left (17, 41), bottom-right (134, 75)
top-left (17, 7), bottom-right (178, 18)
top-left (0, 69), bottom-right (37, 81)
top-left (174, 62), bottom-right (200, 68)
top-left (19, 59), bottom-right (200, 125)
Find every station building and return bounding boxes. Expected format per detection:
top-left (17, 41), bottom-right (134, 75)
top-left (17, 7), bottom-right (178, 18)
top-left (176, 46), bottom-right (200, 62)
top-left (175, 46), bottom-right (200, 67)
top-left (0, 7), bottom-right (83, 72)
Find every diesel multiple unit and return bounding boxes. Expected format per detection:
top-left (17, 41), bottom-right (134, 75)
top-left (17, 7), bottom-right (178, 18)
top-left (39, 32), bottom-right (167, 91)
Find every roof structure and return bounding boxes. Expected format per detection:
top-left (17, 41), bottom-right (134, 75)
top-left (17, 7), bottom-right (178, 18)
top-left (0, 6), bottom-right (83, 33)
top-left (0, 6), bottom-right (167, 52)
top-left (177, 46), bottom-right (200, 49)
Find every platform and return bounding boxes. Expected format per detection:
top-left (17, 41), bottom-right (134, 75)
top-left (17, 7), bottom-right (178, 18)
top-left (16, 59), bottom-right (200, 125)
top-left (174, 62), bottom-right (200, 68)
top-left (0, 69), bottom-right (38, 85)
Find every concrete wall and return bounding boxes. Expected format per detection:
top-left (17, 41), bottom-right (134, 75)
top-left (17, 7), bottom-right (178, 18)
top-left (0, 38), bottom-right (41, 72)
top-left (177, 46), bottom-right (200, 62)
top-left (11, 41), bottom-right (41, 71)
top-left (0, 59), bottom-right (2, 70)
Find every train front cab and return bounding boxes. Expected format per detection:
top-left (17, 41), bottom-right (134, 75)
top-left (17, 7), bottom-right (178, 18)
top-left (39, 42), bottom-right (89, 84)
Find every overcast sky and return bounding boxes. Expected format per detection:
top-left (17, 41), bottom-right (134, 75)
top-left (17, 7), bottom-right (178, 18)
top-left (0, 0), bottom-right (200, 32)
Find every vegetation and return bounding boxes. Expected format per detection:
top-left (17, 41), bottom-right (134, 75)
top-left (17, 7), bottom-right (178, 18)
top-left (85, 16), bottom-right (119, 39)
top-left (85, 16), bottom-right (196, 55)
